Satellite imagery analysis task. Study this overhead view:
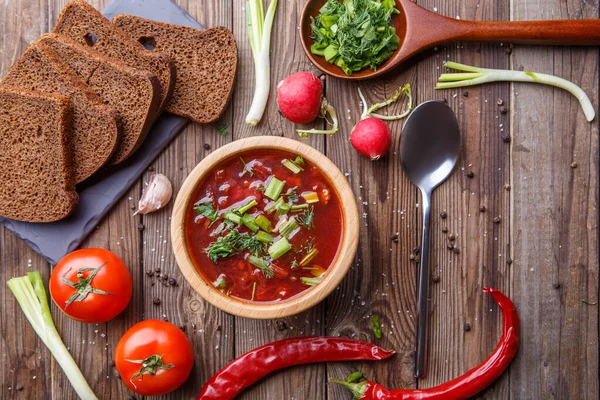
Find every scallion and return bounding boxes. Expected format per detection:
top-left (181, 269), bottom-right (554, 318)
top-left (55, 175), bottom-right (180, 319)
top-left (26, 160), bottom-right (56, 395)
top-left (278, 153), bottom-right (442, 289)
top-left (254, 214), bottom-right (272, 232)
top-left (300, 248), bottom-right (319, 266)
top-left (214, 274), bottom-right (228, 289)
top-left (282, 159), bottom-right (303, 174)
top-left (301, 275), bottom-right (323, 286)
top-left (294, 155), bottom-right (305, 166)
top-left (7, 272), bottom-right (98, 399)
top-left (277, 201), bottom-right (291, 215)
top-left (273, 216), bottom-right (288, 233)
top-left (279, 217), bottom-right (299, 238)
top-left (225, 211), bottom-right (242, 225)
top-left (268, 237), bottom-right (291, 259)
top-left (436, 61), bottom-right (595, 122)
top-left (290, 204), bottom-right (309, 212)
top-left (242, 214), bottom-right (260, 232)
top-left (256, 230), bottom-right (274, 243)
top-left (265, 177), bottom-right (285, 200)
top-left (248, 255), bottom-right (274, 278)
top-left (246, 0), bottom-right (279, 126)
top-left (265, 197), bottom-right (284, 214)
top-left (238, 199), bottom-right (258, 214)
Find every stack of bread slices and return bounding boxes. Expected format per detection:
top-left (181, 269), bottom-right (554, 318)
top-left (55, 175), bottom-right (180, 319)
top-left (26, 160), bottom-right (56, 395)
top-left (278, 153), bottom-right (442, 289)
top-left (0, 0), bottom-right (237, 223)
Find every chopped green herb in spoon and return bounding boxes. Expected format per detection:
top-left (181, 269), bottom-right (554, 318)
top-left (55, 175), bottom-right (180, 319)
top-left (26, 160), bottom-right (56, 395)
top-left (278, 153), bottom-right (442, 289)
top-left (310, 0), bottom-right (400, 75)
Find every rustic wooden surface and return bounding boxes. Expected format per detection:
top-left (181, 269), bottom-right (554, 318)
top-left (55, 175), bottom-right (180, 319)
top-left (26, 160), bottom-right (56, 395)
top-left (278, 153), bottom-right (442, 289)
top-left (0, 0), bottom-right (598, 399)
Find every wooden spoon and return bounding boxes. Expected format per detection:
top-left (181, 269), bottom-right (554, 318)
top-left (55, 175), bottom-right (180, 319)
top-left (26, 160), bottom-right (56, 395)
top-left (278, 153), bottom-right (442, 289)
top-left (300, 0), bottom-right (600, 80)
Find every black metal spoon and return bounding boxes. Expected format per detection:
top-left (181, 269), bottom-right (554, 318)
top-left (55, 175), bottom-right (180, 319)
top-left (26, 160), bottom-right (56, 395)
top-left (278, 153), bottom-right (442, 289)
top-left (400, 101), bottom-right (460, 378)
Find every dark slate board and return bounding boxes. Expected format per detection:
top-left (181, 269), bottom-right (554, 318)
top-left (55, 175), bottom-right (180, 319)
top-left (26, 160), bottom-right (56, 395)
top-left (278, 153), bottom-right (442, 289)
top-left (0, 0), bottom-right (204, 265)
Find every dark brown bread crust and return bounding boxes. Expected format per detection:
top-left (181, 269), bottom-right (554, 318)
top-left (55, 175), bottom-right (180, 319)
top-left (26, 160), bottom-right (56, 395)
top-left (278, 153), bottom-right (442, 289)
top-left (1, 42), bottom-right (121, 183)
top-left (0, 87), bottom-right (78, 222)
top-left (113, 15), bottom-right (237, 124)
top-left (39, 33), bottom-right (162, 164)
top-left (53, 0), bottom-right (175, 114)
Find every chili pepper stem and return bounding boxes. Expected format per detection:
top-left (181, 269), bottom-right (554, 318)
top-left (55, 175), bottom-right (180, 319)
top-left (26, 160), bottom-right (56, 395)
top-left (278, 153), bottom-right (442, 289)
top-left (329, 378), bottom-right (367, 399)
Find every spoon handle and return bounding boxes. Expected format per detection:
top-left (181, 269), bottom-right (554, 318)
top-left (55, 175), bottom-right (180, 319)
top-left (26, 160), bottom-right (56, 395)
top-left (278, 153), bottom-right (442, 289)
top-left (450, 19), bottom-right (600, 46)
top-left (415, 188), bottom-right (432, 378)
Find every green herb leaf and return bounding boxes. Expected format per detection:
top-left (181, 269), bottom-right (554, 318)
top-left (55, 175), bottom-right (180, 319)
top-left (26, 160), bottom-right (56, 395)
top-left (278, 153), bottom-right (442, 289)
top-left (372, 315), bottom-right (383, 339)
top-left (347, 371), bottom-right (363, 383)
top-left (240, 157), bottom-right (254, 177)
top-left (248, 255), bottom-right (275, 278)
top-left (298, 205), bottom-right (315, 230)
top-left (218, 123), bottom-right (230, 136)
top-left (204, 230), bottom-right (263, 262)
top-left (194, 202), bottom-right (219, 222)
top-left (310, 0), bottom-right (400, 76)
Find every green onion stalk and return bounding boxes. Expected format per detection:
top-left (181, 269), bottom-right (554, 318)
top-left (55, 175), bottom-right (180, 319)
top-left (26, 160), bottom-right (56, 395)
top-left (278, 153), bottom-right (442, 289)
top-left (437, 61), bottom-right (595, 122)
top-left (246, 0), bottom-right (279, 126)
top-left (7, 272), bottom-right (98, 399)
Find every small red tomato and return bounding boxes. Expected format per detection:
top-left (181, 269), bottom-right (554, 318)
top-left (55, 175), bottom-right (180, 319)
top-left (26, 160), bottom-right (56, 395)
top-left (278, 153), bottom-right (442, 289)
top-left (50, 248), bottom-right (132, 323)
top-left (115, 320), bottom-right (194, 396)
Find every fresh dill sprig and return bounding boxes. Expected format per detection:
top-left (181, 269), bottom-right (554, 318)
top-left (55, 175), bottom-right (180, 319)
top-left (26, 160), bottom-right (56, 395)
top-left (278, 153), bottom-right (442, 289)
top-left (298, 205), bottom-right (315, 230)
top-left (217, 123), bottom-right (230, 136)
top-left (204, 230), bottom-right (263, 263)
top-left (240, 157), bottom-right (254, 177)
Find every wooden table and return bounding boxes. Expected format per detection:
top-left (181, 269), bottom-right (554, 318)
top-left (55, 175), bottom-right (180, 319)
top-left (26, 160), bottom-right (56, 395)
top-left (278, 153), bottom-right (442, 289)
top-left (1, 0), bottom-right (598, 399)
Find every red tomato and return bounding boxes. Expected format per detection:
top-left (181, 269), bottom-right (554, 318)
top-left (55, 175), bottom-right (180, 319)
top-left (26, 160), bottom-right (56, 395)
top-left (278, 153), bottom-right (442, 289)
top-left (49, 248), bottom-right (132, 323)
top-left (115, 320), bottom-right (194, 396)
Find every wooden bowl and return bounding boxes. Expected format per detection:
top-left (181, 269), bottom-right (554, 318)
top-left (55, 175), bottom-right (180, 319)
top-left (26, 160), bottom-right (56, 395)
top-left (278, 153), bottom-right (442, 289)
top-left (171, 136), bottom-right (359, 319)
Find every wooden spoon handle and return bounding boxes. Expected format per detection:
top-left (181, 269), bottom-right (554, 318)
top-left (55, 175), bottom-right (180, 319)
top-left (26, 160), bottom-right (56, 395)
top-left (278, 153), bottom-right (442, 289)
top-left (451, 19), bottom-right (600, 45)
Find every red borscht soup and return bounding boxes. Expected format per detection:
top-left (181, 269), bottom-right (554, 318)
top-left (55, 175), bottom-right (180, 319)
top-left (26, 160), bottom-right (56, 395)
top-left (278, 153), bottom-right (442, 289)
top-left (185, 150), bottom-right (344, 303)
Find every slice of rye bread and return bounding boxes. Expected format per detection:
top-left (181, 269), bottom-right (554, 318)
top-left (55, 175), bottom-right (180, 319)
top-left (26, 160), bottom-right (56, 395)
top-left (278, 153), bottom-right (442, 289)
top-left (0, 87), bottom-right (78, 222)
top-left (39, 33), bottom-right (162, 164)
top-left (113, 15), bottom-right (237, 124)
top-left (1, 42), bottom-right (121, 183)
top-left (53, 0), bottom-right (175, 114)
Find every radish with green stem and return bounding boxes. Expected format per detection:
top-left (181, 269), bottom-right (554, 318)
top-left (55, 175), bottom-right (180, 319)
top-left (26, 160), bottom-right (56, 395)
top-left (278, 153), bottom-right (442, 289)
top-left (276, 71), bottom-right (339, 138)
top-left (437, 61), bottom-right (595, 122)
top-left (246, 0), bottom-right (278, 126)
top-left (350, 84), bottom-right (413, 160)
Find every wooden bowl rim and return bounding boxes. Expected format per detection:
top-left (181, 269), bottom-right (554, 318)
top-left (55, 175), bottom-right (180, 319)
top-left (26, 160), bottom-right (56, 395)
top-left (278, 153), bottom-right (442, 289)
top-left (171, 136), bottom-right (359, 319)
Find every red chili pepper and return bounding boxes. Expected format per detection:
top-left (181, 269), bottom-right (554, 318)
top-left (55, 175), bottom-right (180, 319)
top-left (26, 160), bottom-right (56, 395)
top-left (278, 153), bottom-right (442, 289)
top-left (198, 337), bottom-right (395, 400)
top-left (332, 288), bottom-right (520, 400)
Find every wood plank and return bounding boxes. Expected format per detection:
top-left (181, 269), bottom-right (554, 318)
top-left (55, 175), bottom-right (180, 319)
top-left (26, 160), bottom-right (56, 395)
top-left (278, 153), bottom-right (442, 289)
top-left (139, 1), bottom-right (236, 399)
top-left (324, 39), bottom-right (419, 400)
top-left (509, 0), bottom-right (599, 399)
top-left (0, 0), bottom-right (55, 396)
top-left (417, 1), bottom-right (512, 398)
top-left (43, 1), bottom-right (143, 398)
top-left (230, 1), bottom-right (328, 399)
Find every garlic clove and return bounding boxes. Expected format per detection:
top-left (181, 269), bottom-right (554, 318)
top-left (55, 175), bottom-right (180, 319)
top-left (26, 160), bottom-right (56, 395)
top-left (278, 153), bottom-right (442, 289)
top-left (135, 173), bottom-right (173, 215)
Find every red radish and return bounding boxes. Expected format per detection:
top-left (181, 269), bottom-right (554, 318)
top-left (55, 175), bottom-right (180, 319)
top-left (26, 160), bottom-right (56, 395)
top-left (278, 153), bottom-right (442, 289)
top-left (349, 84), bottom-right (413, 160)
top-left (350, 117), bottom-right (392, 160)
top-left (277, 72), bottom-right (323, 124)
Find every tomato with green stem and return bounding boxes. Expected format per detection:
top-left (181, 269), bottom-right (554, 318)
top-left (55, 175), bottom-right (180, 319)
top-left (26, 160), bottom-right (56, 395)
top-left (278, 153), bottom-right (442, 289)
top-left (49, 248), bottom-right (132, 323)
top-left (115, 320), bottom-right (194, 396)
